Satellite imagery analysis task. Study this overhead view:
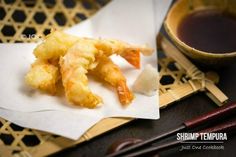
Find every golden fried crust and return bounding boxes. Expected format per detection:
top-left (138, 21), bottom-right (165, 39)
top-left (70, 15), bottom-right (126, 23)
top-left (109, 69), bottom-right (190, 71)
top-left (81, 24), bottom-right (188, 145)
top-left (25, 31), bottom-right (153, 108)
top-left (34, 31), bottom-right (79, 60)
top-left (90, 56), bottom-right (134, 106)
top-left (25, 59), bottom-right (59, 94)
top-left (60, 41), bottom-right (102, 108)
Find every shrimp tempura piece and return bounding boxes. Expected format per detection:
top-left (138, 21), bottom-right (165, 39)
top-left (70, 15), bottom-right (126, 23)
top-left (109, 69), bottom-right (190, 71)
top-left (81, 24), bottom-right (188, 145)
top-left (59, 40), bottom-right (102, 108)
top-left (91, 56), bottom-right (134, 106)
top-left (25, 59), bottom-right (59, 94)
top-left (34, 31), bottom-right (153, 68)
top-left (34, 31), bottom-right (79, 61)
top-left (94, 39), bottom-right (154, 68)
top-left (25, 31), bottom-right (154, 108)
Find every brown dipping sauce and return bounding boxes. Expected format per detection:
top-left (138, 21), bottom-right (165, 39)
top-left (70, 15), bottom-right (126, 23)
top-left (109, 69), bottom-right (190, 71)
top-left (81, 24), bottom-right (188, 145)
top-left (177, 9), bottom-right (236, 53)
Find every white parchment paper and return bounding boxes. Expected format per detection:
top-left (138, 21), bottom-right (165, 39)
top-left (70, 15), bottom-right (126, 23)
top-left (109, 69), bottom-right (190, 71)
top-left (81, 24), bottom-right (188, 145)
top-left (0, 0), bottom-right (172, 139)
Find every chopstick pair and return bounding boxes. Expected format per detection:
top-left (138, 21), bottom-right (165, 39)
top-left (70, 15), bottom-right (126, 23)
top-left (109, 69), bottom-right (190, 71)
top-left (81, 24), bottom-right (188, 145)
top-left (106, 102), bottom-right (236, 157)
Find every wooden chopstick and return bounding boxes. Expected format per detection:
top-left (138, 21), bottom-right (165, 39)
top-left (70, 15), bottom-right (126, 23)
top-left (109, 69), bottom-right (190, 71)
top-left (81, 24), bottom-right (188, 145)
top-left (106, 102), bottom-right (236, 157)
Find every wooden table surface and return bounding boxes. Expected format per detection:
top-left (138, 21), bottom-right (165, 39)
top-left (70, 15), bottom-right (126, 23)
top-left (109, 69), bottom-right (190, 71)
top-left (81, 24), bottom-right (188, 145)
top-left (49, 45), bottom-right (236, 157)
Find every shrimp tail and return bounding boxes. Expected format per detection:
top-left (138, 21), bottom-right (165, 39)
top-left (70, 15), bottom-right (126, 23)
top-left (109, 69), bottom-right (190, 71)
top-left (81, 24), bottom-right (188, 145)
top-left (121, 49), bottom-right (140, 69)
top-left (116, 81), bottom-right (134, 106)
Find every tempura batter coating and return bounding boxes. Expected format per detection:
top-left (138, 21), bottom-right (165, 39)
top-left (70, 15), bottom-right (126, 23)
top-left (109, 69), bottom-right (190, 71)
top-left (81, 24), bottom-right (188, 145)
top-left (91, 56), bottom-right (134, 106)
top-left (60, 40), bottom-right (101, 108)
top-left (34, 31), bottom-right (79, 61)
top-left (25, 59), bottom-right (59, 94)
top-left (26, 31), bottom-right (154, 108)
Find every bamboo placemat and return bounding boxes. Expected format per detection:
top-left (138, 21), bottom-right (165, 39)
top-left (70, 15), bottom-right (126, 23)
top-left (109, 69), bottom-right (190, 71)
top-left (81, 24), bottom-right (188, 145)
top-left (0, 0), bottom-right (228, 156)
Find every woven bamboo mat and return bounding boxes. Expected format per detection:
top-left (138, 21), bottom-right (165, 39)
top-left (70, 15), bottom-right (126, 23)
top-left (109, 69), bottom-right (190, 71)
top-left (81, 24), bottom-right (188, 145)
top-left (0, 0), bottom-right (228, 156)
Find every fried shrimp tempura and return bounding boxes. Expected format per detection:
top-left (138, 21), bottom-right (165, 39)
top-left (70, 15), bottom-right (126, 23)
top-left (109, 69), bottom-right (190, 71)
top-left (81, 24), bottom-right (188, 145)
top-left (94, 39), bottom-right (153, 68)
top-left (91, 56), bottom-right (134, 106)
top-left (34, 31), bottom-right (79, 61)
top-left (25, 31), bottom-right (154, 108)
top-left (59, 41), bottom-right (102, 108)
top-left (34, 31), bottom-right (153, 68)
top-left (25, 59), bottom-right (59, 94)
